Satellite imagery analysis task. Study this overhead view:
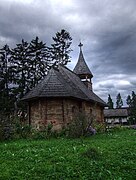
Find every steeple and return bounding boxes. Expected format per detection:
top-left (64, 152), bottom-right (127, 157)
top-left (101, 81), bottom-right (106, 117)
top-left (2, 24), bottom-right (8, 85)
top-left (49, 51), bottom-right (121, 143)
top-left (73, 42), bottom-right (93, 90)
top-left (73, 42), bottom-right (93, 78)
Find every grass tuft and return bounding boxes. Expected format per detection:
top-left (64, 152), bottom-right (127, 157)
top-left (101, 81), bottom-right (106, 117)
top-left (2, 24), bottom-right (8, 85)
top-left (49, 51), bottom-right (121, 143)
top-left (81, 147), bottom-right (101, 160)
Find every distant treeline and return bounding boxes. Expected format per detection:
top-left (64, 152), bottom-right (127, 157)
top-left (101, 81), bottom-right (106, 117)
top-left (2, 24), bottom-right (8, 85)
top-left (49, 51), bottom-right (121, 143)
top-left (107, 92), bottom-right (136, 124)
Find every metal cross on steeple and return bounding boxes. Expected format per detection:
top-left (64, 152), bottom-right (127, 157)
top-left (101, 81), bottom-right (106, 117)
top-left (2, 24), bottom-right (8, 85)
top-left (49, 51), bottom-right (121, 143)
top-left (78, 42), bottom-right (83, 51)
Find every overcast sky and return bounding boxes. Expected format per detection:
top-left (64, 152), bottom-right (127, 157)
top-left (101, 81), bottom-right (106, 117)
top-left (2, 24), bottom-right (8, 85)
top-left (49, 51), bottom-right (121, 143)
top-left (0, 0), bottom-right (136, 106)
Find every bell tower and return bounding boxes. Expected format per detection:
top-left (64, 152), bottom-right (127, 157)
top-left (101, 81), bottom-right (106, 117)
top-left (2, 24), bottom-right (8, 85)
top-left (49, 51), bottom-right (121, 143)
top-left (73, 42), bottom-right (93, 91)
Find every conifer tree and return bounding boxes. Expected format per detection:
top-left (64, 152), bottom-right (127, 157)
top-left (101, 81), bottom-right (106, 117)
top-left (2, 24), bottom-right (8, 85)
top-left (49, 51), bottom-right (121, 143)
top-left (28, 37), bottom-right (50, 88)
top-left (131, 91), bottom-right (136, 106)
top-left (0, 44), bottom-right (14, 114)
top-left (9, 39), bottom-right (33, 118)
top-left (107, 94), bottom-right (114, 109)
top-left (131, 91), bottom-right (136, 124)
top-left (126, 91), bottom-right (136, 124)
top-left (10, 39), bottom-right (30, 99)
top-left (126, 95), bottom-right (131, 107)
top-left (51, 29), bottom-right (72, 66)
top-left (116, 93), bottom-right (123, 108)
top-left (0, 45), bottom-right (10, 94)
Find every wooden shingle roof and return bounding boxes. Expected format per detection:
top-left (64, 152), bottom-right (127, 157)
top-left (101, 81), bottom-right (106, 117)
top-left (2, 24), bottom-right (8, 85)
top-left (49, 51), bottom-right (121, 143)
top-left (73, 48), bottom-right (93, 78)
top-left (22, 65), bottom-right (106, 106)
top-left (104, 108), bottom-right (128, 117)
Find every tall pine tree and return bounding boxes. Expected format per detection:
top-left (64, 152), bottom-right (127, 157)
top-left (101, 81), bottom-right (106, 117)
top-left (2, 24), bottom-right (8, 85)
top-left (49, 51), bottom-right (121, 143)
top-left (126, 91), bottom-right (136, 124)
top-left (116, 93), bottom-right (123, 108)
top-left (28, 37), bottom-right (50, 88)
top-left (131, 91), bottom-right (136, 124)
top-left (0, 44), bottom-right (14, 114)
top-left (51, 29), bottom-right (72, 66)
top-left (10, 39), bottom-right (30, 99)
top-left (107, 94), bottom-right (114, 109)
top-left (126, 95), bottom-right (131, 107)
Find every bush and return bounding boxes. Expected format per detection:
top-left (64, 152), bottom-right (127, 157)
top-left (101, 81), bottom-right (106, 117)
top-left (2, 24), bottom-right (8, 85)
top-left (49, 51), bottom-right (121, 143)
top-left (81, 147), bottom-right (101, 160)
top-left (0, 125), bottom-right (13, 141)
top-left (66, 112), bottom-right (94, 138)
top-left (0, 114), bottom-right (13, 141)
top-left (128, 117), bottom-right (136, 125)
top-left (130, 124), bottom-right (136, 130)
top-left (12, 122), bottom-right (31, 139)
top-left (92, 122), bottom-right (106, 133)
top-left (32, 123), bottom-right (53, 140)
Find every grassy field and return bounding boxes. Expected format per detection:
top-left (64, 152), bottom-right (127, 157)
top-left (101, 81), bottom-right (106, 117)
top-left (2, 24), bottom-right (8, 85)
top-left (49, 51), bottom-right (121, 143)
top-left (0, 129), bottom-right (136, 180)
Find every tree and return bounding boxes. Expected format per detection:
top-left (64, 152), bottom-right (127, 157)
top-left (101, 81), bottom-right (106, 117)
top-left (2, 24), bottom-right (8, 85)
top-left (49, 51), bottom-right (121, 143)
top-left (10, 39), bottom-right (30, 99)
top-left (116, 93), bottom-right (123, 108)
top-left (131, 91), bottom-right (136, 106)
top-left (107, 94), bottom-right (114, 109)
top-left (50, 29), bottom-right (72, 66)
top-left (0, 45), bottom-right (10, 95)
top-left (0, 45), bottom-right (14, 140)
top-left (28, 37), bottom-right (50, 88)
top-left (0, 44), bottom-right (14, 114)
top-left (9, 40), bottom-right (33, 118)
top-left (126, 95), bottom-right (131, 107)
top-left (126, 91), bottom-right (136, 124)
top-left (131, 91), bottom-right (136, 124)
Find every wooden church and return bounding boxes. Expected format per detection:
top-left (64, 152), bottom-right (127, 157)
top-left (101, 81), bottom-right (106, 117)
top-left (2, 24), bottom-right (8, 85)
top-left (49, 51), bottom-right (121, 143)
top-left (22, 43), bottom-right (106, 130)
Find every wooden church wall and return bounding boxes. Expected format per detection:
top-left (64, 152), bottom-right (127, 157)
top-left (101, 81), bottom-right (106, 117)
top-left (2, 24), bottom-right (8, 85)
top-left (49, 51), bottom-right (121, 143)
top-left (28, 98), bottom-right (104, 131)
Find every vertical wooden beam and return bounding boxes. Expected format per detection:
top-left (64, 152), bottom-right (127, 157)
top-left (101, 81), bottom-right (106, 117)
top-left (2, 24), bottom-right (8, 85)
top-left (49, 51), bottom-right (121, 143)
top-left (39, 99), bottom-right (42, 120)
top-left (45, 99), bottom-right (47, 123)
top-left (62, 99), bottom-right (65, 122)
top-left (28, 102), bottom-right (31, 126)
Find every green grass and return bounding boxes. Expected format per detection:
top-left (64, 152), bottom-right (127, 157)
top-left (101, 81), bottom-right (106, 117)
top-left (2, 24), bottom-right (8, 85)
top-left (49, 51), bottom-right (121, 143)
top-left (0, 129), bottom-right (136, 180)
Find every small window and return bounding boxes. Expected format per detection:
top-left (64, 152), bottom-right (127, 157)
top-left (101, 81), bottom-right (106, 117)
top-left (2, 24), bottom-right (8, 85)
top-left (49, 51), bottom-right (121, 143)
top-left (72, 106), bottom-right (76, 113)
top-left (90, 108), bottom-right (92, 114)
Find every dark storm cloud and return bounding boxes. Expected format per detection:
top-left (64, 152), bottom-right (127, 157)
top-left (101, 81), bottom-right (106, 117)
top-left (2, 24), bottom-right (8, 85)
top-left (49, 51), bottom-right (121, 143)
top-left (92, 29), bottom-right (136, 74)
top-left (0, 0), bottom-right (66, 46)
top-left (0, 0), bottom-right (136, 105)
top-left (71, 0), bottom-right (136, 76)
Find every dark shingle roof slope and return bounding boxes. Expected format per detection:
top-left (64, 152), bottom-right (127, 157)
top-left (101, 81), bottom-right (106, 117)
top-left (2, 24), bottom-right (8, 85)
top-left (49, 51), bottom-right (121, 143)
top-left (22, 65), bottom-right (106, 106)
top-left (104, 108), bottom-right (128, 117)
top-left (73, 50), bottom-right (93, 77)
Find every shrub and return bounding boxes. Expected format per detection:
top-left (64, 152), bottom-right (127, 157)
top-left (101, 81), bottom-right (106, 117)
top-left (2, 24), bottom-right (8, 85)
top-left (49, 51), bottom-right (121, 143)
top-left (81, 147), bottom-right (101, 160)
top-left (92, 122), bottom-right (106, 133)
top-left (13, 122), bottom-right (32, 139)
top-left (32, 123), bottom-right (53, 140)
top-left (0, 124), bottom-right (13, 141)
top-left (130, 124), bottom-right (136, 130)
top-left (66, 112), bottom-right (94, 138)
top-left (0, 114), bottom-right (13, 141)
top-left (128, 117), bottom-right (136, 125)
